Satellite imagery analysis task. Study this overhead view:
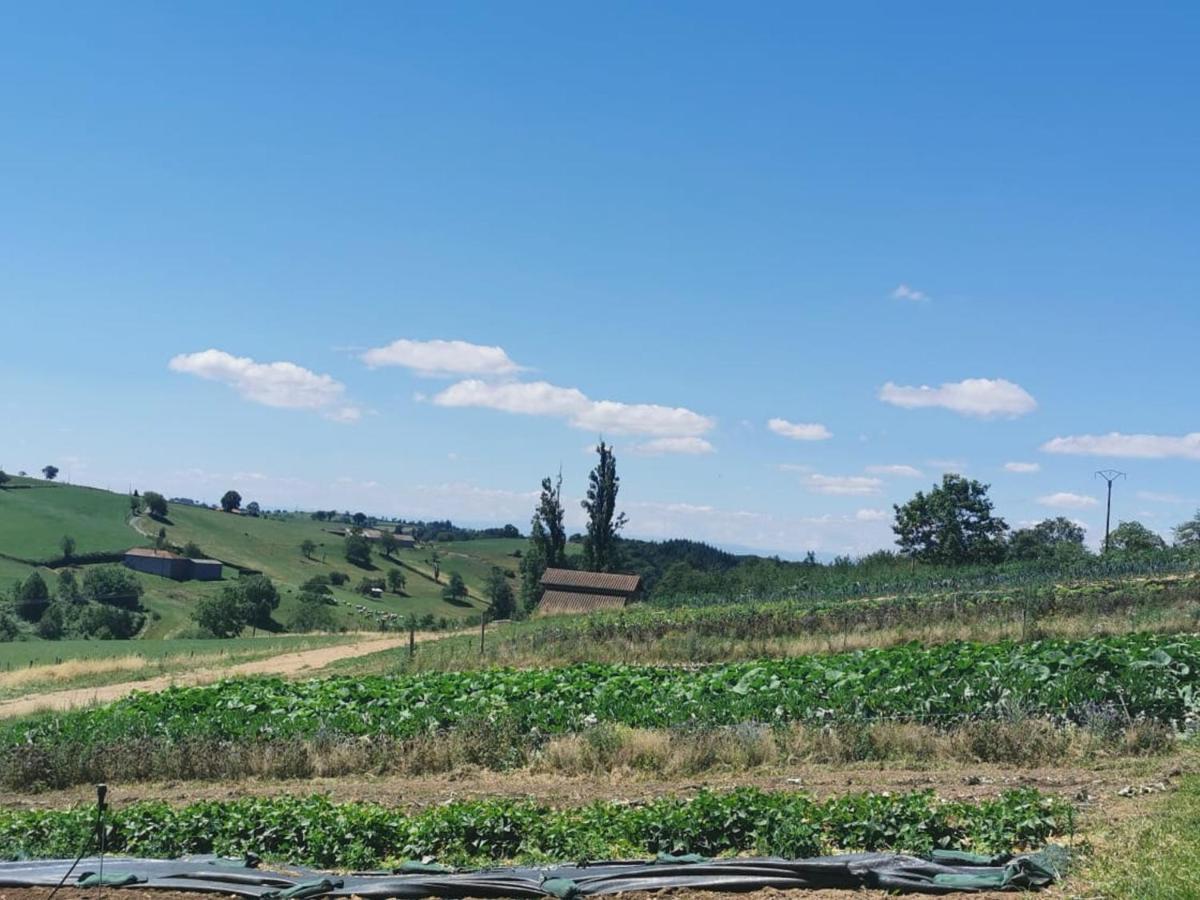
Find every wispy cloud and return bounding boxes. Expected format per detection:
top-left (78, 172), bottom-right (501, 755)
top-left (1136, 490), bottom-right (1187, 504)
top-left (892, 284), bottom-right (930, 302)
top-left (168, 349), bottom-right (360, 423)
top-left (432, 379), bottom-right (715, 437)
top-left (767, 418), bottom-right (832, 441)
top-left (1042, 432), bottom-right (1200, 460)
top-left (880, 378), bottom-right (1036, 418)
top-left (632, 436), bottom-right (716, 456)
top-left (361, 338), bottom-right (524, 377)
top-left (855, 508), bottom-right (889, 521)
top-left (1038, 492), bottom-right (1099, 509)
top-left (1004, 461), bottom-right (1041, 473)
top-left (805, 474), bottom-right (883, 496)
top-left (865, 464), bottom-right (923, 478)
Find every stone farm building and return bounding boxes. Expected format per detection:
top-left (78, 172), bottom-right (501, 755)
top-left (536, 568), bottom-right (643, 616)
top-left (123, 548), bottom-right (223, 581)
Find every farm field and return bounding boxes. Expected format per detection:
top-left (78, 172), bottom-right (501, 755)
top-left (0, 480), bottom-right (536, 640)
top-left (0, 634), bottom-right (355, 702)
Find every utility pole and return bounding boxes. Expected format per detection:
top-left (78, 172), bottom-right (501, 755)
top-left (1094, 470), bottom-right (1126, 553)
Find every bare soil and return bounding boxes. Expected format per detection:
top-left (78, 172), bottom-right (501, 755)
top-left (0, 635), bottom-right (412, 719)
top-left (9, 753), bottom-right (1190, 815)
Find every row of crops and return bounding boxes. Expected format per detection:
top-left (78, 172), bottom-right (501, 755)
top-left (0, 789), bottom-right (1071, 867)
top-left (652, 553), bottom-right (1197, 608)
top-left (533, 575), bottom-right (1200, 645)
top-left (5, 634), bottom-right (1198, 753)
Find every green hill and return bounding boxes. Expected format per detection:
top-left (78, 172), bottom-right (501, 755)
top-left (0, 479), bottom-right (526, 639)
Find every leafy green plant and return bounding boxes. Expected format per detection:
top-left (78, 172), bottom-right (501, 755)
top-left (0, 789), bottom-right (1070, 867)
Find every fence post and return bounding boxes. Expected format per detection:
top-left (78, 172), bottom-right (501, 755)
top-left (480, 612), bottom-right (487, 654)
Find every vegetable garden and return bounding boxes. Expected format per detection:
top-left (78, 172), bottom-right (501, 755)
top-left (4, 633), bottom-right (1197, 755)
top-left (0, 789), bottom-right (1071, 867)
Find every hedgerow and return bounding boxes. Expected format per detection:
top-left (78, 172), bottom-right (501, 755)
top-left (0, 789), bottom-right (1071, 867)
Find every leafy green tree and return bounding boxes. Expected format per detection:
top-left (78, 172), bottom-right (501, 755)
top-left (237, 574), bottom-right (280, 628)
top-left (352, 512), bottom-right (368, 527)
top-left (892, 474), bottom-right (1009, 565)
top-left (300, 539), bottom-right (317, 559)
top-left (42, 465), bottom-right (59, 481)
top-left (386, 568), bottom-right (406, 594)
top-left (220, 490), bottom-right (242, 513)
top-left (56, 569), bottom-right (79, 602)
top-left (1172, 510), bottom-right (1200, 548)
top-left (129, 494), bottom-right (141, 514)
top-left (356, 576), bottom-right (386, 596)
top-left (537, 473), bottom-right (568, 568)
top-left (1007, 517), bottom-right (1087, 561)
top-left (246, 501), bottom-right (261, 517)
top-left (345, 534), bottom-right (372, 568)
top-left (59, 535), bottom-right (76, 560)
top-left (519, 517), bottom-right (549, 613)
top-left (380, 532), bottom-right (399, 558)
top-left (486, 566), bottom-right (516, 619)
top-left (155, 526), bottom-right (167, 550)
top-left (1108, 520), bottom-right (1167, 554)
top-left (328, 570), bottom-right (349, 586)
top-left (193, 587), bottom-right (247, 637)
top-left (430, 549), bottom-right (442, 582)
top-left (441, 571), bottom-right (468, 604)
top-left (182, 540), bottom-right (203, 558)
top-left (288, 593), bottom-right (339, 632)
top-left (143, 491), bottom-right (169, 518)
top-left (581, 441), bottom-right (628, 572)
top-left (14, 572), bottom-right (50, 621)
top-left (0, 470), bottom-right (9, 488)
top-left (0, 613), bottom-right (18, 642)
top-left (81, 565), bottom-right (143, 605)
top-left (35, 602), bottom-right (65, 639)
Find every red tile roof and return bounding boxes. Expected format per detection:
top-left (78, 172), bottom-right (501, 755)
top-left (537, 590), bottom-right (631, 616)
top-left (539, 568), bottom-right (642, 594)
top-left (125, 547), bottom-right (182, 559)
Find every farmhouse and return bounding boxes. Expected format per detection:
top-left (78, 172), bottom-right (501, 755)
top-left (123, 548), bottom-right (224, 582)
top-left (536, 568), bottom-right (642, 616)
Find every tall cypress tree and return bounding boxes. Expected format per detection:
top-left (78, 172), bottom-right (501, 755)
top-left (538, 471), bottom-right (567, 568)
top-left (581, 441), bottom-right (628, 572)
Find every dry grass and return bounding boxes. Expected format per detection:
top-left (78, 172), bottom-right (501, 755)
top-left (0, 655), bottom-right (152, 691)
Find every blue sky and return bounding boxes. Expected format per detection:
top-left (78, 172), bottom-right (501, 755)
top-left (3, 2), bottom-right (1199, 556)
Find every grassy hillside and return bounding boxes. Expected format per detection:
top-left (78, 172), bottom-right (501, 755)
top-left (0, 478), bottom-right (140, 561)
top-left (0, 480), bottom-right (534, 639)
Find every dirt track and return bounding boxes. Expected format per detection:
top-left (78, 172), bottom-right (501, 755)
top-left (0, 634), bottom-right (411, 719)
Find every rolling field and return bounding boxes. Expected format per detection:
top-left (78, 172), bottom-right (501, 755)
top-left (0, 480), bottom-right (535, 640)
top-left (0, 479), bottom-right (137, 560)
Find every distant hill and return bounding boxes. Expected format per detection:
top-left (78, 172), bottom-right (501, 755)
top-left (0, 478), bottom-right (525, 640)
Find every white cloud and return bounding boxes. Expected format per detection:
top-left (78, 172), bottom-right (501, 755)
top-left (432, 379), bottom-right (714, 437)
top-left (360, 338), bottom-right (524, 377)
top-left (1005, 461), bottom-right (1041, 473)
top-left (1136, 490), bottom-right (1187, 504)
top-left (805, 474), bottom-right (883, 496)
top-left (777, 463), bottom-right (814, 473)
top-left (865, 464), bottom-right (923, 478)
top-left (633, 436), bottom-right (716, 456)
top-left (879, 378), bottom-right (1037, 418)
top-left (168, 349), bottom-right (360, 423)
top-left (892, 284), bottom-right (930, 302)
top-left (1041, 432), bottom-right (1200, 460)
top-left (1038, 492), bottom-right (1099, 510)
top-left (767, 418), bottom-right (832, 441)
top-left (855, 508), bottom-right (889, 521)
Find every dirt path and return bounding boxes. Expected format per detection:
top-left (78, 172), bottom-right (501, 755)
top-left (0, 634), bottom-right (414, 719)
